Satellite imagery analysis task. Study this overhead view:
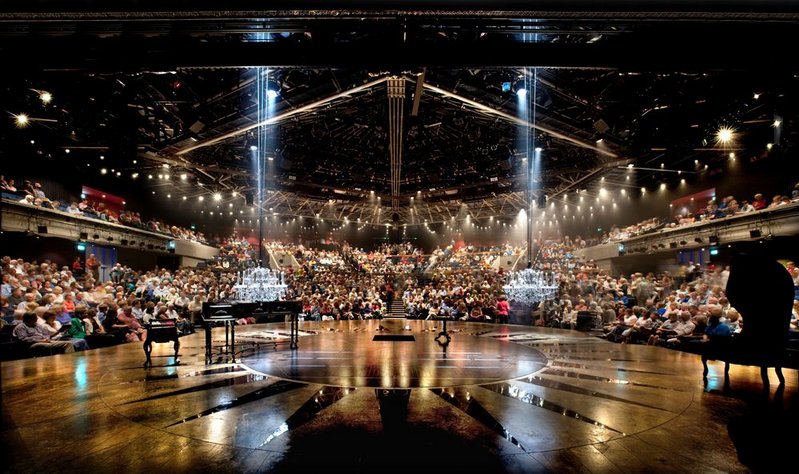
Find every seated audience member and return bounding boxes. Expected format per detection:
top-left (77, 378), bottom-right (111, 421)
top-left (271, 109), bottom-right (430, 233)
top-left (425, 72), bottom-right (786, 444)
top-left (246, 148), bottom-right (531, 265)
top-left (12, 312), bottom-right (75, 353)
top-left (1, 176), bottom-right (18, 192)
top-left (64, 307), bottom-right (90, 350)
top-left (40, 310), bottom-right (62, 337)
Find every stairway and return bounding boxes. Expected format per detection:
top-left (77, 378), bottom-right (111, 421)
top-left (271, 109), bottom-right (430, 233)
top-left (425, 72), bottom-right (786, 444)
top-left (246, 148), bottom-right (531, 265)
top-left (386, 299), bottom-right (406, 318)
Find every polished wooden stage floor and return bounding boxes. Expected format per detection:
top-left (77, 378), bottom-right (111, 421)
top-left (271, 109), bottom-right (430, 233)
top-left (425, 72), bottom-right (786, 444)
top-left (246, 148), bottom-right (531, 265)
top-left (3, 320), bottom-right (798, 473)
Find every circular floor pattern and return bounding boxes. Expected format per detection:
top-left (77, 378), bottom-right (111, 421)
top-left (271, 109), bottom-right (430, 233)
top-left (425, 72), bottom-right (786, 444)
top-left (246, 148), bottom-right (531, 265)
top-left (51, 320), bottom-right (713, 471)
top-left (239, 319), bottom-right (549, 388)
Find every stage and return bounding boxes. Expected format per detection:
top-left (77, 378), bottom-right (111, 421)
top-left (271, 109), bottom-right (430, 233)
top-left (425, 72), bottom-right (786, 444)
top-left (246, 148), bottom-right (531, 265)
top-left (3, 320), bottom-right (797, 473)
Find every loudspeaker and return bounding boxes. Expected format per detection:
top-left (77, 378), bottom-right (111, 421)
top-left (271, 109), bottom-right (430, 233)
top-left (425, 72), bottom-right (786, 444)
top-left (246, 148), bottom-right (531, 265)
top-left (593, 119), bottom-right (610, 133)
top-left (669, 242), bottom-right (678, 249)
top-left (709, 235), bottom-right (719, 244)
top-left (537, 194), bottom-right (547, 208)
top-left (750, 229), bottom-right (762, 238)
top-left (244, 192), bottom-right (253, 206)
top-left (147, 244), bottom-right (154, 250)
top-left (121, 239), bottom-right (129, 246)
top-left (189, 120), bottom-right (205, 133)
top-left (37, 225), bottom-right (47, 234)
top-left (80, 232), bottom-right (88, 240)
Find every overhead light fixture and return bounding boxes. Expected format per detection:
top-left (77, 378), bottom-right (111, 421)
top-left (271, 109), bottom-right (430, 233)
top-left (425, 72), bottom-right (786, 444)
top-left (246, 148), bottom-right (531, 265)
top-left (715, 126), bottom-right (734, 145)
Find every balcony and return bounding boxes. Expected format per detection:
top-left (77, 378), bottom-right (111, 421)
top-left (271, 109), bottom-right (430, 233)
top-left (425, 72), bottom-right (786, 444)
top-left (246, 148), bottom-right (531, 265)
top-left (575, 201), bottom-right (799, 264)
top-left (1, 198), bottom-right (219, 263)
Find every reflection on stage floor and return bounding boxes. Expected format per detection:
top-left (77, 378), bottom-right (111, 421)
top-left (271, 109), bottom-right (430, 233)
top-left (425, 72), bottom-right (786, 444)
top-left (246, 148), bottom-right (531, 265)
top-left (3, 320), bottom-right (797, 473)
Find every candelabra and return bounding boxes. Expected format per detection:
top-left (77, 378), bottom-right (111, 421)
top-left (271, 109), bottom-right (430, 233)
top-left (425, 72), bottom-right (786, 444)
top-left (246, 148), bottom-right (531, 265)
top-left (503, 268), bottom-right (558, 305)
top-left (233, 267), bottom-right (287, 302)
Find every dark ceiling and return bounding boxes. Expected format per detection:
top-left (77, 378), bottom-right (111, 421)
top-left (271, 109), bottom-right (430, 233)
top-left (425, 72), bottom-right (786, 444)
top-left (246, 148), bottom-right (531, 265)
top-left (1, 3), bottom-right (798, 226)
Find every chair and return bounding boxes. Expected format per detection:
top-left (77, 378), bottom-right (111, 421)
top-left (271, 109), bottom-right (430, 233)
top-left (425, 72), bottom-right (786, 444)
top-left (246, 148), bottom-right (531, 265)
top-left (143, 318), bottom-right (180, 367)
top-left (700, 253), bottom-right (795, 386)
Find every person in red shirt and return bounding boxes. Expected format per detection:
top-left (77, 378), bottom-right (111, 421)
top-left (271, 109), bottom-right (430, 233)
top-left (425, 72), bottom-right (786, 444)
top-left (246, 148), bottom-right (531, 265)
top-left (751, 193), bottom-right (767, 210)
top-left (496, 295), bottom-right (510, 324)
top-left (72, 256), bottom-right (83, 276)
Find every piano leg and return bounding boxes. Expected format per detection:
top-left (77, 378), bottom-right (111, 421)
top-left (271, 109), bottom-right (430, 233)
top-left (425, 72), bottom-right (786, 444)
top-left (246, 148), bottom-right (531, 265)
top-left (701, 356), bottom-right (709, 379)
top-left (724, 362), bottom-right (731, 387)
top-left (775, 366), bottom-right (785, 385)
top-left (760, 366), bottom-right (769, 386)
top-left (173, 337), bottom-right (180, 366)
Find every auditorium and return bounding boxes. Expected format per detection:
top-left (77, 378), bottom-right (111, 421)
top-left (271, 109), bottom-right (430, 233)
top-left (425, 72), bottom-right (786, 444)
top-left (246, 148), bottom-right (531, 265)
top-left (3, 1), bottom-right (799, 472)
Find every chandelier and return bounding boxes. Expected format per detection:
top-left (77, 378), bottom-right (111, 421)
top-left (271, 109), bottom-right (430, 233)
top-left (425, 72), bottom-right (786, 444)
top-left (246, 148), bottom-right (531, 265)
top-left (234, 267), bottom-right (287, 302)
top-left (503, 268), bottom-right (558, 305)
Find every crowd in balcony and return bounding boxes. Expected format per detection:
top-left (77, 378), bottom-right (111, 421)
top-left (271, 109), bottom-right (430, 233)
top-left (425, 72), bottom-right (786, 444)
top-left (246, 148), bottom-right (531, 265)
top-left (0, 176), bottom-right (208, 244)
top-left (598, 185), bottom-right (799, 244)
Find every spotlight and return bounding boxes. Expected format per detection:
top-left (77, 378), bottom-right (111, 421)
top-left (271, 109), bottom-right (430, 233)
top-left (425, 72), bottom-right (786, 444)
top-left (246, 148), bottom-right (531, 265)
top-left (213, 193), bottom-right (221, 201)
top-left (516, 87), bottom-right (527, 98)
top-left (715, 126), bottom-right (734, 144)
top-left (766, 143), bottom-right (773, 150)
top-left (15, 114), bottom-right (29, 127)
top-left (100, 168), bottom-right (107, 175)
top-left (40, 92), bottom-right (52, 104)
top-left (773, 120), bottom-right (781, 128)
top-left (534, 147), bottom-right (542, 152)
top-left (180, 174), bottom-right (187, 180)
top-left (266, 88), bottom-right (279, 99)
top-left (250, 145), bottom-right (258, 151)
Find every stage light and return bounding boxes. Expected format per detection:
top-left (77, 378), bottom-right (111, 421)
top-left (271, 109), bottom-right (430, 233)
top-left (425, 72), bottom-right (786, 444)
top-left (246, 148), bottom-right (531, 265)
top-left (182, 196), bottom-right (187, 200)
top-left (116, 171), bottom-right (121, 177)
top-left (773, 120), bottom-right (781, 127)
top-left (180, 173), bottom-right (187, 180)
top-left (715, 126), bottom-right (734, 144)
top-left (131, 173), bottom-right (139, 179)
top-left (501, 81), bottom-right (512, 92)
top-left (766, 143), bottom-right (773, 150)
top-left (534, 147), bottom-right (542, 152)
top-left (596, 138), bottom-right (604, 144)
top-left (65, 149), bottom-right (70, 154)
top-left (15, 113), bottom-right (29, 127)
top-left (99, 155), bottom-right (105, 160)
top-left (753, 93), bottom-right (760, 99)
top-left (250, 145), bottom-right (258, 151)
top-left (40, 92), bottom-right (52, 104)
top-left (213, 193), bottom-right (221, 201)
top-left (100, 168), bottom-right (107, 175)
top-left (198, 196), bottom-right (204, 201)
top-left (148, 174), bottom-right (153, 179)
top-left (516, 87), bottom-right (527, 98)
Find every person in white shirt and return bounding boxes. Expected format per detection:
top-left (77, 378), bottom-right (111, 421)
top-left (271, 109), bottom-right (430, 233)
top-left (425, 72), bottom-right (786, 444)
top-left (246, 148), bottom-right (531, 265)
top-left (13, 312), bottom-right (74, 353)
